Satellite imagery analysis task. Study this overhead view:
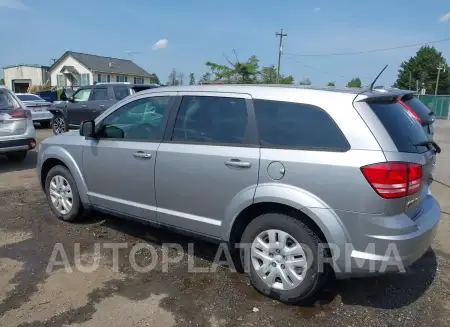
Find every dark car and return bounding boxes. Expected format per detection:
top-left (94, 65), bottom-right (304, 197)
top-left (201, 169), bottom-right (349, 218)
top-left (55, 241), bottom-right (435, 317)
top-left (49, 83), bottom-right (160, 134)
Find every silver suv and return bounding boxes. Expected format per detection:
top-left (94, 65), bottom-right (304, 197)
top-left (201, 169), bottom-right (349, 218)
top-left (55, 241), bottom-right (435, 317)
top-left (37, 85), bottom-right (441, 303)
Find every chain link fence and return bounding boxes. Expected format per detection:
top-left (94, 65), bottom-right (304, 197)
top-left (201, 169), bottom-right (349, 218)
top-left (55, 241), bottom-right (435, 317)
top-left (416, 95), bottom-right (450, 119)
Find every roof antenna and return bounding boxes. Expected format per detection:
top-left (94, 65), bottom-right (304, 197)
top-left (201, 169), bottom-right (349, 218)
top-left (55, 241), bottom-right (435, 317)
top-left (369, 65), bottom-right (388, 91)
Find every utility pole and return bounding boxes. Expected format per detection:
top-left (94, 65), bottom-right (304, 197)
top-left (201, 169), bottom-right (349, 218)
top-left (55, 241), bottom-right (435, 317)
top-left (276, 29), bottom-right (287, 84)
top-left (435, 63), bottom-right (445, 95)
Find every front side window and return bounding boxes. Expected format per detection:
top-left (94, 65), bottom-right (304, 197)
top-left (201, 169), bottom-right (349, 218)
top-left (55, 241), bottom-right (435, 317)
top-left (172, 96), bottom-right (248, 145)
top-left (113, 86), bottom-right (131, 100)
top-left (99, 96), bottom-right (170, 141)
top-left (73, 88), bottom-right (91, 102)
top-left (254, 99), bottom-right (350, 151)
top-left (90, 88), bottom-right (108, 101)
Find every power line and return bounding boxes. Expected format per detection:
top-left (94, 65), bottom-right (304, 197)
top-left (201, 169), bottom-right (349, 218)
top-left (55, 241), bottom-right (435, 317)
top-left (283, 55), bottom-right (373, 80)
top-left (284, 37), bottom-right (450, 57)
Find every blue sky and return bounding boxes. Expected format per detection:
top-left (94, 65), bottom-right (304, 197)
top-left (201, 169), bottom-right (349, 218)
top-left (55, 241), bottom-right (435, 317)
top-left (1, 0), bottom-right (449, 87)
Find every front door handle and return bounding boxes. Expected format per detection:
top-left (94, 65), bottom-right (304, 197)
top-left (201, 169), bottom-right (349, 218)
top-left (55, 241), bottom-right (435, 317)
top-left (225, 159), bottom-right (252, 169)
top-left (81, 104), bottom-right (87, 108)
top-left (99, 104), bottom-right (105, 108)
top-left (133, 151), bottom-right (152, 159)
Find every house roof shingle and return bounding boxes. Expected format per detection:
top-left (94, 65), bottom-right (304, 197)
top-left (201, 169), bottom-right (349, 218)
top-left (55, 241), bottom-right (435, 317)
top-left (51, 51), bottom-right (152, 77)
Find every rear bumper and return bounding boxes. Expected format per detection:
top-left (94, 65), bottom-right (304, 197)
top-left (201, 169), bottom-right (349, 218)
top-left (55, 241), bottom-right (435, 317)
top-left (31, 111), bottom-right (53, 122)
top-left (333, 191), bottom-right (440, 278)
top-left (0, 137), bottom-right (36, 153)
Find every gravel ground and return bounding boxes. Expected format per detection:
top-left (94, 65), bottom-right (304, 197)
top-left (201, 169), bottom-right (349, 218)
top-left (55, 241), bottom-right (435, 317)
top-left (0, 123), bottom-right (449, 327)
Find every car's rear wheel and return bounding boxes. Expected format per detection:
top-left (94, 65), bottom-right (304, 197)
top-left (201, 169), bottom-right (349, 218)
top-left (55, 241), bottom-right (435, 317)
top-left (45, 165), bottom-right (83, 222)
top-left (6, 151), bottom-right (27, 163)
top-left (52, 115), bottom-right (67, 135)
top-left (240, 213), bottom-right (326, 304)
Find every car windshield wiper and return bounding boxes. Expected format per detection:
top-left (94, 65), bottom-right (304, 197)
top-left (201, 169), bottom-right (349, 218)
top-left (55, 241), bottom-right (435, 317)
top-left (414, 140), bottom-right (441, 154)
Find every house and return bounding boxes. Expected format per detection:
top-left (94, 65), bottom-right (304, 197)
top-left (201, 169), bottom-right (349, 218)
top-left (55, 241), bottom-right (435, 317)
top-left (2, 64), bottom-right (50, 92)
top-left (49, 51), bottom-right (154, 87)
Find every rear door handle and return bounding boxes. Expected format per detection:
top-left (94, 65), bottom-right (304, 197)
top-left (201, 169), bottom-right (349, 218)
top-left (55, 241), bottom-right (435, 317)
top-left (225, 159), bottom-right (252, 169)
top-left (133, 151), bottom-right (152, 159)
top-left (99, 104), bottom-right (105, 108)
top-left (81, 104), bottom-right (87, 108)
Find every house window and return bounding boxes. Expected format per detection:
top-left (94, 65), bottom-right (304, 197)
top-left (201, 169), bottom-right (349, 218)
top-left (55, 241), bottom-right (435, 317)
top-left (81, 73), bottom-right (90, 86)
top-left (107, 75), bottom-right (111, 82)
top-left (134, 77), bottom-right (144, 84)
top-left (116, 75), bottom-right (127, 82)
top-left (97, 74), bottom-right (107, 83)
top-left (56, 74), bottom-right (66, 87)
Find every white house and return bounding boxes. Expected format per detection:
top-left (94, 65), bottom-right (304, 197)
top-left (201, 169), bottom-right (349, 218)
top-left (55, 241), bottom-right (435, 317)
top-left (2, 64), bottom-right (50, 92)
top-left (49, 51), bottom-right (155, 87)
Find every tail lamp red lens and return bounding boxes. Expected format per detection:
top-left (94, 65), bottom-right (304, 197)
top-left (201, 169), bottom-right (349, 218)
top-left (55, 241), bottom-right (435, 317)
top-left (8, 109), bottom-right (31, 119)
top-left (399, 100), bottom-right (422, 124)
top-left (361, 162), bottom-right (422, 199)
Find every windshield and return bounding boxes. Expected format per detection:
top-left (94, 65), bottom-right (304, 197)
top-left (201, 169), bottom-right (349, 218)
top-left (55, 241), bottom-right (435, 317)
top-left (17, 94), bottom-right (44, 101)
top-left (0, 89), bottom-right (21, 111)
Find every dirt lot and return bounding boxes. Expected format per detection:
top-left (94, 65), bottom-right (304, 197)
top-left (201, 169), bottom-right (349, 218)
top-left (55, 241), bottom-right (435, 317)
top-left (1, 124), bottom-right (450, 327)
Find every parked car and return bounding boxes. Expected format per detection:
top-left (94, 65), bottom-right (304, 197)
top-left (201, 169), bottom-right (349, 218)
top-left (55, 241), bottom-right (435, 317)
top-left (373, 87), bottom-right (435, 140)
top-left (49, 83), bottom-right (160, 135)
top-left (0, 86), bottom-right (36, 162)
top-left (16, 93), bottom-right (53, 128)
top-left (37, 85), bottom-right (440, 304)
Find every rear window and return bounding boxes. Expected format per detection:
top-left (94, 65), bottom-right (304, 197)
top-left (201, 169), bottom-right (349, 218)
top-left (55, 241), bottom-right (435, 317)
top-left (0, 89), bottom-right (21, 110)
top-left (402, 94), bottom-right (433, 123)
top-left (16, 94), bottom-right (43, 101)
top-left (369, 101), bottom-right (429, 153)
top-left (254, 99), bottom-right (350, 151)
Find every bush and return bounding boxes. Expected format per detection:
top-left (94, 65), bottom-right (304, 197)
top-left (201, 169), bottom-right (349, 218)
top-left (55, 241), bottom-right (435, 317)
top-left (27, 81), bottom-right (52, 93)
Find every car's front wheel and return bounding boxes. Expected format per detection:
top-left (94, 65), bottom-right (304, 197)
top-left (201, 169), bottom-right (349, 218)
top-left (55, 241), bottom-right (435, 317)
top-left (240, 213), bottom-right (327, 304)
top-left (45, 165), bottom-right (84, 222)
top-left (51, 115), bottom-right (67, 135)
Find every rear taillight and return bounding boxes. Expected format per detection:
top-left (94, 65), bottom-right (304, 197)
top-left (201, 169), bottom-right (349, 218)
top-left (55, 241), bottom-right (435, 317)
top-left (361, 162), bottom-right (422, 199)
top-left (8, 109), bottom-right (31, 119)
top-left (399, 100), bottom-right (422, 124)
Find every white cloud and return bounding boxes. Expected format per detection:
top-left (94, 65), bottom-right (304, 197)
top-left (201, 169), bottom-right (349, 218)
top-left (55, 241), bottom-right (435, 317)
top-left (0, 0), bottom-right (28, 9)
top-left (152, 39), bottom-right (168, 50)
top-left (313, 7), bottom-right (321, 12)
top-left (440, 12), bottom-right (450, 22)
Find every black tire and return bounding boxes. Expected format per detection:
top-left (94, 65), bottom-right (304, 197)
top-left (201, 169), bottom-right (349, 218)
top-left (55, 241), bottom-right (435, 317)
top-left (44, 165), bottom-right (84, 222)
top-left (51, 114), bottom-right (67, 135)
top-left (6, 151), bottom-right (27, 163)
top-left (40, 121), bottom-right (51, 128)
top-left (240, 213), bottom-right (326, 304)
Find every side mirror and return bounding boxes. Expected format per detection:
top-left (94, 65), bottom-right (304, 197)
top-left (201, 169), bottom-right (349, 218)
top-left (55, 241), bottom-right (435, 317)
top-left (80, 120), bottom-right (96, 138)
top-left (67, 96), bottom-right (74, 103)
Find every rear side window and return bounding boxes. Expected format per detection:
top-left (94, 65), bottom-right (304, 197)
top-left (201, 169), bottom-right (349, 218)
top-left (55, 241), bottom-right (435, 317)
top-left (369, 101), bottom-right (429, 153)
top-left (91, 88), bottom-right (108, 101)
top-left (253, 99), bottom-right (350, 151)
top-left (114, 86), bottom-right (131, 100)
top-left (402, 94), bottom-right (433, 123)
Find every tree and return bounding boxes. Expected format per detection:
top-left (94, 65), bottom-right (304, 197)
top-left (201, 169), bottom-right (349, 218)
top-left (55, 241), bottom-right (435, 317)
top-left (205, 55), bottom-right (260, 84)
top-left (149, 73), bottom-right (160, 85)
top-left (260, 65), bottom-right (294, 84)
top-left (327, 81), bottom-right (335, 87)
top-left (199, 72), bottom-right (212, 84)
top-left (167, 69), bottom-right (179, 86)
top-left (0, 78), bottom-right (4, 85)
top-left (299, 78), bottom-right (312, 85)
top-left (189, 73), bottom-right (195, 85)
top-left (347, 78), bottom-right (362, 88)
top-left (393, 46), bottom-right (449, 94)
